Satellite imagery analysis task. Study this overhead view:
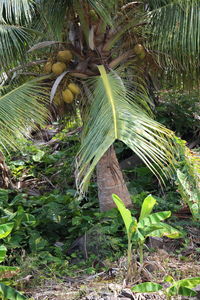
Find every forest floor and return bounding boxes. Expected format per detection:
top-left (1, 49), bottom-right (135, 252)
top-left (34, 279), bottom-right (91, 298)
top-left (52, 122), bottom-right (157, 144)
top-left (25, 232), bottom-right (200, 300)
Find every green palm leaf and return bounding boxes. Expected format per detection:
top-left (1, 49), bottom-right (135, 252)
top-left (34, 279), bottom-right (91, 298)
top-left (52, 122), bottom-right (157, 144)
top-left (148, 0), bottom-right (200, 76)
top-left (38, 0), bottom-right (114, 40)
top-left (0, 78), bottom-right (48, 150)
top-left (0, 1), bottom-right (38, 68)
top-left (76, 65), bottom-right (176, 193)
top-left (0, 0), bottom-right (33, 24)
top-left (0, 24), bottom-right (33, 68)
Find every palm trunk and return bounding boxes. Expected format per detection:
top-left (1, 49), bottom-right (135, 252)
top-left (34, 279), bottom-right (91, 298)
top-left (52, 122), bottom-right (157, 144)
top-left (96, 145), bottom-right (132, 212)
top-left (0, 152), bottom-right (13, 188)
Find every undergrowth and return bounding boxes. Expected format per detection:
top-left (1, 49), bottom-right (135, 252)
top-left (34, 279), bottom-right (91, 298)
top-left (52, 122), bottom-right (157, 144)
top-left (0, 123), bottom-right (198, 296)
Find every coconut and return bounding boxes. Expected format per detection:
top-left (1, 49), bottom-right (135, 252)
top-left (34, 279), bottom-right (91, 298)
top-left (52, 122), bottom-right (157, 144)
top-left (133, 44), bottom-right (145, 55)
top-left (44, 62), bottom-right (52, 73)
top-left (52, 62), bottom-right (67, 76)
top-left (53, 94), bottom-right (61, 106)
top-left (68, 83), bottom-right (81, 95)
top-left (62, 89), bottom-right (74, 103)
top-left (57, 50), bottom-right (73, 62)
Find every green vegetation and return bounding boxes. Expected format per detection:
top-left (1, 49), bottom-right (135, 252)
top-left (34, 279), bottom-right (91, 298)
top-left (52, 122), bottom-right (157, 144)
top-left (0, 0), bottom-right (199, 299)
top-left (112, 194), bottom-right (181, 266)
top-left (132, 276), bottom-right (200, 299)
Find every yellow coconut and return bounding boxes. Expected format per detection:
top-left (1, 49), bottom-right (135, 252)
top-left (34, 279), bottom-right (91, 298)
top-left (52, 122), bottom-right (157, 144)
top-left (68, 83), bottom-right (81, 95)
top-left (62, 89), bottom-right (74, 103)
top-left (57, 50), bottom-right (73, 62)
top-left (133, 44), bottom-right (145, 55)
top-left (44, 62), bottom-right (52, 73)
top-left (53, 93), bottom-right (61, 106)
top-left (52, 62), bottom-right (67, 76)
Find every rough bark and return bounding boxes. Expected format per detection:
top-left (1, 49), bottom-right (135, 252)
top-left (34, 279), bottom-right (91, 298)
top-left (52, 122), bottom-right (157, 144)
top-left (0, 152), bottom-right (13, 188)
top-left (96, 145), bottom-right (132, 212)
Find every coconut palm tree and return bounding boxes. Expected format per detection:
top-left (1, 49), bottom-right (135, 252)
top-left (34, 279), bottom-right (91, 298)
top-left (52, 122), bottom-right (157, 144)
top-left (1, 0), bottom-right (200, 211)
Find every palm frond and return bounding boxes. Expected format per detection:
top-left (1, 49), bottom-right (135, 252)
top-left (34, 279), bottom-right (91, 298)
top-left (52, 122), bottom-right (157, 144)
top-left (76, 65), bottom-right (176, 193)
top-left (147, 0), bottom-right (200, 79)
top-left (0, 0), bottom-right (33, 24)
top-left (144, 0), bottom-right (171, 10)
top-left (38, 0), bottom-right (71, 40)
top-left (0, 24), bottom-right (33, 68)
top-left (87, 0), bottom-right (115, 26)
top-left (37, 0), bottom-right (115, 41)
top-left (0, 78), bottom-right (48, 151)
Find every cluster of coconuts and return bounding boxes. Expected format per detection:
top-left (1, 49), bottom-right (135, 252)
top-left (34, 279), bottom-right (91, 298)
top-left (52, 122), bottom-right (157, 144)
top-left (44, 50), bottom-right (81, 104)
top-left (133, 44), bottom-right (146, 59)
top-left (44, 49), bottom-right (73, 75)
top-left (62, 82), bottom-right (81, 104)
top-left (53, 82), bottom-right (81, 105)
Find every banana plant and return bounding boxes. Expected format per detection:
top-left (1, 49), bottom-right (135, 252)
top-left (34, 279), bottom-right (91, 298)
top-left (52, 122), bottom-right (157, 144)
top-left (132, 276), bottom-right (200, 300)
top-left (112, 194), bottom-right (182, 266)
top-left (0, 222), bottom-right (27, 300)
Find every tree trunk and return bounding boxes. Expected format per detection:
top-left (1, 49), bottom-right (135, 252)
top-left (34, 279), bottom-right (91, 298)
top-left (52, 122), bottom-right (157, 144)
top-left (96, 145), bottom-right (132, 212)
top-left (0, 152), bottom-right (13, 188)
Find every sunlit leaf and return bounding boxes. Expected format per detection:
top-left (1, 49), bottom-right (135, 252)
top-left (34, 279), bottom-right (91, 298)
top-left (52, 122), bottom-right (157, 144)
top-left (0, 223), bottom-right (14, 239)
top-left (139, 195), bottom-right (156, 221)
top-left (138, 211), bottom-right (171, 228)
top-left (0, 283), bottom-right (27, 300)
top-left (132, 282), bottom-right (163, 293)
top-left (112, 194), bottom-right (134, 237)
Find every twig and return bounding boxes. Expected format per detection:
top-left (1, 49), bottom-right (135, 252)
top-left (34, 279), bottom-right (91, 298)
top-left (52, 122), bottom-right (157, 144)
top-left (41, 175), bottom-right (56, 188)
top-left (8, 60), bottom-right (47, 76)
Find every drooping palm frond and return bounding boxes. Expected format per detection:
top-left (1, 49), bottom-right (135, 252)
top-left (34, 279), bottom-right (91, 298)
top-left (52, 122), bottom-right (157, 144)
top-left (0, 1), bottom-right (38, 69)
top-left (0, 24), bottom-right (33, 68)
top-left (76, 65), bottom-right (176, 193)
top-left (0, 0), bottom-right (33, 24)
top-left (147, 0), bottom-right (200, 79)
top-left (0, 78), bottom-right (48, 151)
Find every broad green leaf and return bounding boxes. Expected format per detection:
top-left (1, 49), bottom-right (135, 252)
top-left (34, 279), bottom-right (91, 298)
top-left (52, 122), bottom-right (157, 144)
top-left (0, 283), bottom-right (27, 300)
top-left (177, 286), bottom-right (197, 297)
top-left (166, 285), bottom-right (197, 297)
top-left (132, 229), bottom-right (145, 243)
top-left (138, 211), bottom-right (171, 228)
top-left (142, 224), bottom-right (167, 236)
top-left (0, 223), bottom-right (14, 239)
top-left (146, 223), bottom-right (181, 239)
top-left (112, 194), bottom-right (134, 237)
top-left (166, 277), bottom-right (200, 297)
top-left (0, 245), bottom-right (7, 263)
top-left (131, 282), bottom-right (163, 293)
top-left (32, 150), bottom-right (45, 162)
top-left (139, 195), bottom-right (156, 221)
top-left (175, 277), bottom-right (200, 289)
